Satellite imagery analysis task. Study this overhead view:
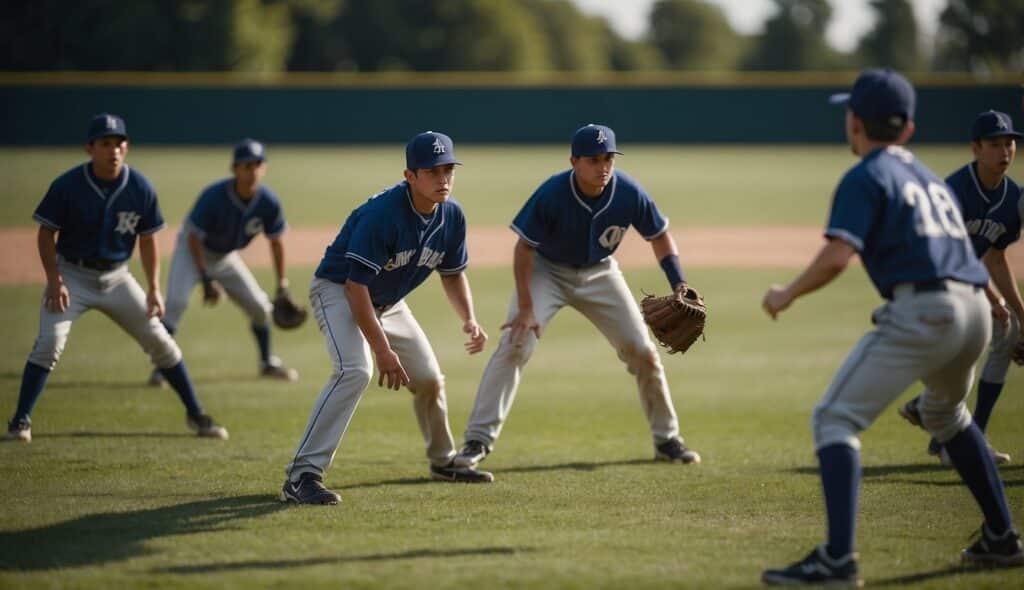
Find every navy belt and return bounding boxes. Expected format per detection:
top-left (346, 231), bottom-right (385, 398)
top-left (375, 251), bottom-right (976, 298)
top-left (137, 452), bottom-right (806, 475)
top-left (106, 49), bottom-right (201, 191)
top-left (63, 257), bottom-right (122, 271)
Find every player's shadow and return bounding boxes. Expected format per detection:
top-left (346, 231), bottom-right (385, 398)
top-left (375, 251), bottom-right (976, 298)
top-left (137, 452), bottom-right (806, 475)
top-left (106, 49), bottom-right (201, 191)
top-left (151, 546), bottom-right (535, 574)
top-left (791, 463), bottom-right (955, 477)
top-left (34, 431), bottom-right (195, 439)
top-left (499, 458), bottom-right (655, 474)
top-left (871, 563), bottom-right (996, 586)
top-left (0, 494), bottom-right (284, 571)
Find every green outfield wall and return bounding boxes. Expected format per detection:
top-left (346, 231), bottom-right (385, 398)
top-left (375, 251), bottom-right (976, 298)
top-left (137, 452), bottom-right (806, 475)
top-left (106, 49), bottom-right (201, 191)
top-left (1, 73), bottom-right (1020, 144)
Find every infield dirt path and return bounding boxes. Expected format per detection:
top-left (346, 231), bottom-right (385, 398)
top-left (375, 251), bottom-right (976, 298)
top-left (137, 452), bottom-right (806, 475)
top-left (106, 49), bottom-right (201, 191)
top-left (2, 225), bottom-right (1023, 285)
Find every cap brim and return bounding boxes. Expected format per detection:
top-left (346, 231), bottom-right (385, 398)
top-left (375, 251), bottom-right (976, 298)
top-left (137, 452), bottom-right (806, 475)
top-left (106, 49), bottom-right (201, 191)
top-left (977, 131), bottom-right (1024, 141)
top-left (234, 156), bottom-right (266, 164)
top-left (828, 93), bottom-right (851, 105)
top-left (89, 132), bottom-right (128, 142)
top-left (573, 150), bottom-right (624, 157)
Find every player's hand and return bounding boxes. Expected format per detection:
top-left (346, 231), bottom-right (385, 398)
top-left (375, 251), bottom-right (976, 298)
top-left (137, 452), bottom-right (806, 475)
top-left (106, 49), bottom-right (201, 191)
top-left (147, 288), bottom-right (165, 318)
top-left (502, 307), bottom-right (541, 347)
top-left (1012, 337), bottom-right (1024, 366)
top-left (762, 285), bottom-right (792, 320)
top-left (201, 275), bottom-right (221, 306)
top-left (991, 302), bottom-right (1011, 331)
top-left (374, 348), bottom-right (410, 391)
top-left (44, 279), bottom-right (70, 313)
top-left (462, 319), bottom-right (488, 355)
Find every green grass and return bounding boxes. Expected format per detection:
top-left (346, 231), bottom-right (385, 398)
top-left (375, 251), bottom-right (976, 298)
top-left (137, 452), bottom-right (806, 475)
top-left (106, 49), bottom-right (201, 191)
top-left (0, 144), bottom-right (985, 228)
top-left (0, 265), bottom-right (1021, 588)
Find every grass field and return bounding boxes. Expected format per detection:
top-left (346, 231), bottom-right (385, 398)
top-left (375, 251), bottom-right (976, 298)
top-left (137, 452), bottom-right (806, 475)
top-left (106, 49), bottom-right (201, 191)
top-left (0, 265), bottom-right (1021, 589)
top-left (0, 144), bottom-right (979, 229)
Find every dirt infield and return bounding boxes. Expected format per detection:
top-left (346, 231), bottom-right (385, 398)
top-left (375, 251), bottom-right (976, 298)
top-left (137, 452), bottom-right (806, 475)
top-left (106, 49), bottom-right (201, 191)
top-left (3, 225), bottom-right (1023, 285)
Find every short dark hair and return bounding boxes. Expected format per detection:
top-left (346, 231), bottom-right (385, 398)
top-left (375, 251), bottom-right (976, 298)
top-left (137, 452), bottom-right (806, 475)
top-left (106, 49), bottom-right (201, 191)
top-left (862, 115), bottom-right (907, 142)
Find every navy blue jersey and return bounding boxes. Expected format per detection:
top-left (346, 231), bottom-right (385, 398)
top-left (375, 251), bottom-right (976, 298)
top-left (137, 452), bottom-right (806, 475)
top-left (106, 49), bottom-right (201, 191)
top-left (33, 163), bottom-right (164, 262)
top-left (826, 146), bottom-right (989, 299)
top-left (511, 169), bottom-right (668, 267)
top-left (185, 179), bottom-right (287, 254)
top-left (946, 162), bottom-right (1022, 258)
top-left (315, 182), bottom-right (469, 307)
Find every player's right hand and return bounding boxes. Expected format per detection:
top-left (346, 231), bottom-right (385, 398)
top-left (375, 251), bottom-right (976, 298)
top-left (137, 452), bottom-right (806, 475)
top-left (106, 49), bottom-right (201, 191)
top-left (991, 302), bottom-right (1011, 331)
top-left (375, 349), bottom-right (410, 391)
top-left (201, 276), bottom-right (221, 306)
top-left (44, 280), bottom-right (70, 313)
top-left (502, 308), bottom-right (541, 347)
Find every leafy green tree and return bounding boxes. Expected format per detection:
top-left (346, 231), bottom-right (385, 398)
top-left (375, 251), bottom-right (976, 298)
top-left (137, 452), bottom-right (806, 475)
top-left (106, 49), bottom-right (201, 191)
top-left (648, 0), bottom-right (742, 70)
top-left (933, 0), bottom-right (1024, 73)
top-left (741, 0), bottom-right (843, 71)
top-left (857, 0), bottom-right (921, 71)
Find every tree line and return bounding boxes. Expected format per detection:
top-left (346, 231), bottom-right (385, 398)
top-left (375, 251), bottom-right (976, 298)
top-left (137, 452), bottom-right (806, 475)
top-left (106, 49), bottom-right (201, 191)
top-left (1, 0), bottom-right (1020, 75)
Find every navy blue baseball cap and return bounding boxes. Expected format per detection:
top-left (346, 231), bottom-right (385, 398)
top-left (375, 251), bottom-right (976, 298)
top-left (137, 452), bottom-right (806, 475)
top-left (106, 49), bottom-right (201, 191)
top-left (406, 131), bottom-right (460, 170)
top-left (571, 124), bottom-right (623, 158)
top-left (829, 68), bottom-right (916, 128)
top-left (971, 110), bottom-right (1023, 141)
top-left (233, 138), bottom-right (267, 164)
top-left (87, 113), bottom-right (128, 142)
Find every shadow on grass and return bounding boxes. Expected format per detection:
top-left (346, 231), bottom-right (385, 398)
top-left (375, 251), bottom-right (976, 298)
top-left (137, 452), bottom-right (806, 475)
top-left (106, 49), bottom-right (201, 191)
top-left (790, 464), bottom-right (1023, 480)
top-left (151, 546), bottom-right (535, 574)
top-left (0, 494), bottom-right (284, 571)
top-left (34, 431), bottom-right (195, 439)
top-left (872, 563), bottom-right (1001, 586)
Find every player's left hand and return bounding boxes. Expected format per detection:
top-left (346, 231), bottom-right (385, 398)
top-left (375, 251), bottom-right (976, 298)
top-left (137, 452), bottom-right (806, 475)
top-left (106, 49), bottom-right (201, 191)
top-left (1012, 337), bottom-right (1024, 366)
top-left (147, 288), bottom-right (165, 318)
top-left (762, 285), bottom-right (792, 320)
top-left (463, 319), bottom-right (488, 354)
top-left (991, 302), bottom-right (1011, 331)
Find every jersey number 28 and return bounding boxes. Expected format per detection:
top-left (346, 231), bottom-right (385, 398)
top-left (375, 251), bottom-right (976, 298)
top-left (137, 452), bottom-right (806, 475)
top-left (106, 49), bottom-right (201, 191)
top-left (902, 181), bottom-right (967, 240)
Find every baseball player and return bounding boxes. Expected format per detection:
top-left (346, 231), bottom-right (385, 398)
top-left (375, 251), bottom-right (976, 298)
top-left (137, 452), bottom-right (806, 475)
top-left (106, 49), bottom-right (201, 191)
top-left (3, 114), bottom-right (228, 443)
top-left (452, 123), bottom-right (701, 471)
top-left (147, 139), bottom-right (298, 387)
top-left (898, 110), bottom-right (1023, 466)
top-left (280, 131), bottom-right (493, 505)
top-left (761, 70), bottom-right (1021, 586)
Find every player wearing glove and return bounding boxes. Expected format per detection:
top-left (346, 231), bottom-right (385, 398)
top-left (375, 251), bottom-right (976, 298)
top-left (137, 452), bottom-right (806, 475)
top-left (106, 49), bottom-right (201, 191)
top-left (897, 110), bottom-right (1024, 466)
top-left (148, 139), bottom-right (299, 386)
top-left (452, 124), bottom-right (701, 472)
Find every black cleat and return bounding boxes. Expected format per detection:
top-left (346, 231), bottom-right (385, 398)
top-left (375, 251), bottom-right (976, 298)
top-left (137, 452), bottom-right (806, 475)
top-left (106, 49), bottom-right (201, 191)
top-left (280, 472), bottom-right (341, 505)
top-left (3, 418), bottom-right (31, 443)
top-left (961, 525), bottom-right (1024, 568)
top-left (897, 396), bottom-right (924, 428)
top-left (430, 461), bottom-right (494, 483)
top-left (655, 437), bottom-right (701, 464)
top-left (762, 545), bottom-right (862, 587)
top-left (453, 439), bottom-right (490, 468)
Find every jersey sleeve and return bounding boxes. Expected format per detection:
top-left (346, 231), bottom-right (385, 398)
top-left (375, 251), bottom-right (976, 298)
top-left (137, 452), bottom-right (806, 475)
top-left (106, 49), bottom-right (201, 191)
top-left (33, 179), bottom-right (67, 230)
top-left (137, 178), bottom-right (165, 235)
top-left (510, 188), bottom-right (548, 247)
top-left (185, 191), bottom-right (215, 240)
top-left (438, 207), bottom-right (468, 275)
top-left (632, 187), bottom-right (669, 240)
top-left (263, 191), bottom-right (287, 238)
top-left (343, 210), bottom-right (394, 284)
top-left (824, 170), bottom-right (880, 252)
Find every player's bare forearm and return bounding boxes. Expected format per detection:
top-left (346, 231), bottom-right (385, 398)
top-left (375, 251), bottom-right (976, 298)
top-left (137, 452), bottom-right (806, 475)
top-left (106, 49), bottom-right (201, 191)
top-left (763, 239), bottom-right (855, 318)
top-left (649, 231), bottom-right (678, 262)
top-left (138, 233), bottom-right (160, 291)
top-left (440, 272), bottom-right (475, 323)
top-left (270, 237), bottom-right (288, 290)
top-left (343, 281), bottom-right (390, 354)
top-left (186, 232), bottom-right (208, 276)
top-left (983, 248), bottom-right (1024, 320)
top-left (36, 226), bottom-right (61, 285)
top-left (513, 239), bottom-right (536, 310)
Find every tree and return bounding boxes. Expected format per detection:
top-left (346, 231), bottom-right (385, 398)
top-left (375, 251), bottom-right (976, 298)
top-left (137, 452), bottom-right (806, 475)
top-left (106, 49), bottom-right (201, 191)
top-left (741, 0), bottom-right (842, 71)
top-left (648, 0), bottom-right (742, 70)
top-left (857, 0), bottom-right (921, 71)
top-left (933, 0), bottom-right (1024, 74)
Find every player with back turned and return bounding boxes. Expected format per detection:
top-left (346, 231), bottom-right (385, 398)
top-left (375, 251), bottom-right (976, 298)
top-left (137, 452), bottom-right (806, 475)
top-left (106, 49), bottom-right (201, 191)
top-left (4, 114), bottom-right (228, 443)
top-left (897, 110), bottom-right (1024, 466)
top-left (760, 70), bottom-right (1021, 586)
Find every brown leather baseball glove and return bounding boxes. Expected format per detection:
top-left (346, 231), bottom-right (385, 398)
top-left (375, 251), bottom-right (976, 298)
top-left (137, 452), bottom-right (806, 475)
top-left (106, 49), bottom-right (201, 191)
top-left (272, 287), bottom-right (308, 330)
top-left (641, 284), bottom-right (706, 355)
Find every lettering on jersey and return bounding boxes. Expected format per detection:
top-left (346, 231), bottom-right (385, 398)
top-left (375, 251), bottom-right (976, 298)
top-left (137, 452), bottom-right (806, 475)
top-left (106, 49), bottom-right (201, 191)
top-left (114, 211), bottom-right (142, 235)
top-left (432, 137), bottom-right (446, 154)
top-left (596, 129), bottom-right (607, 144)
top-left (382, 249), bottom-right (416, 271)
top-left (598, 225), bottom-right (628, 249)
top-left (418, 246), bottom-right (445, 269)
top-left (245, 217), bottom-right (264, 236)
top-left (965, 219), bottom-right (1007, 244)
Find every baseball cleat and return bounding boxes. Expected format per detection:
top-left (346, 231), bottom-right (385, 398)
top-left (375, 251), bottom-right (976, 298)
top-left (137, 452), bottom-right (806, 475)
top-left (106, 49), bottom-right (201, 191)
top-left (147, 368), bottom-right (165, 388)
top-left (186, 413), bottom-right (229, 440)
top-left (261, 358), bottom-right (299, 382)
top-left (897, 396), bottom-right (923, 428)
top-left (655, 438), bottom-right (701, 464)
top-left (280, 472), bottom-right (341, 505)
top-left (762, 545), bottom-right (863, 587)
top-left (961, 525), bottom-right (1024, 568)
top-left (430, 461), bottom-right (494, 483)
top-left (3, 418), bottom-right (31, 443)
top-left (453, 439), bottom-right (490, 468)
top-left (927, 437), bottom-right (942, 457)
